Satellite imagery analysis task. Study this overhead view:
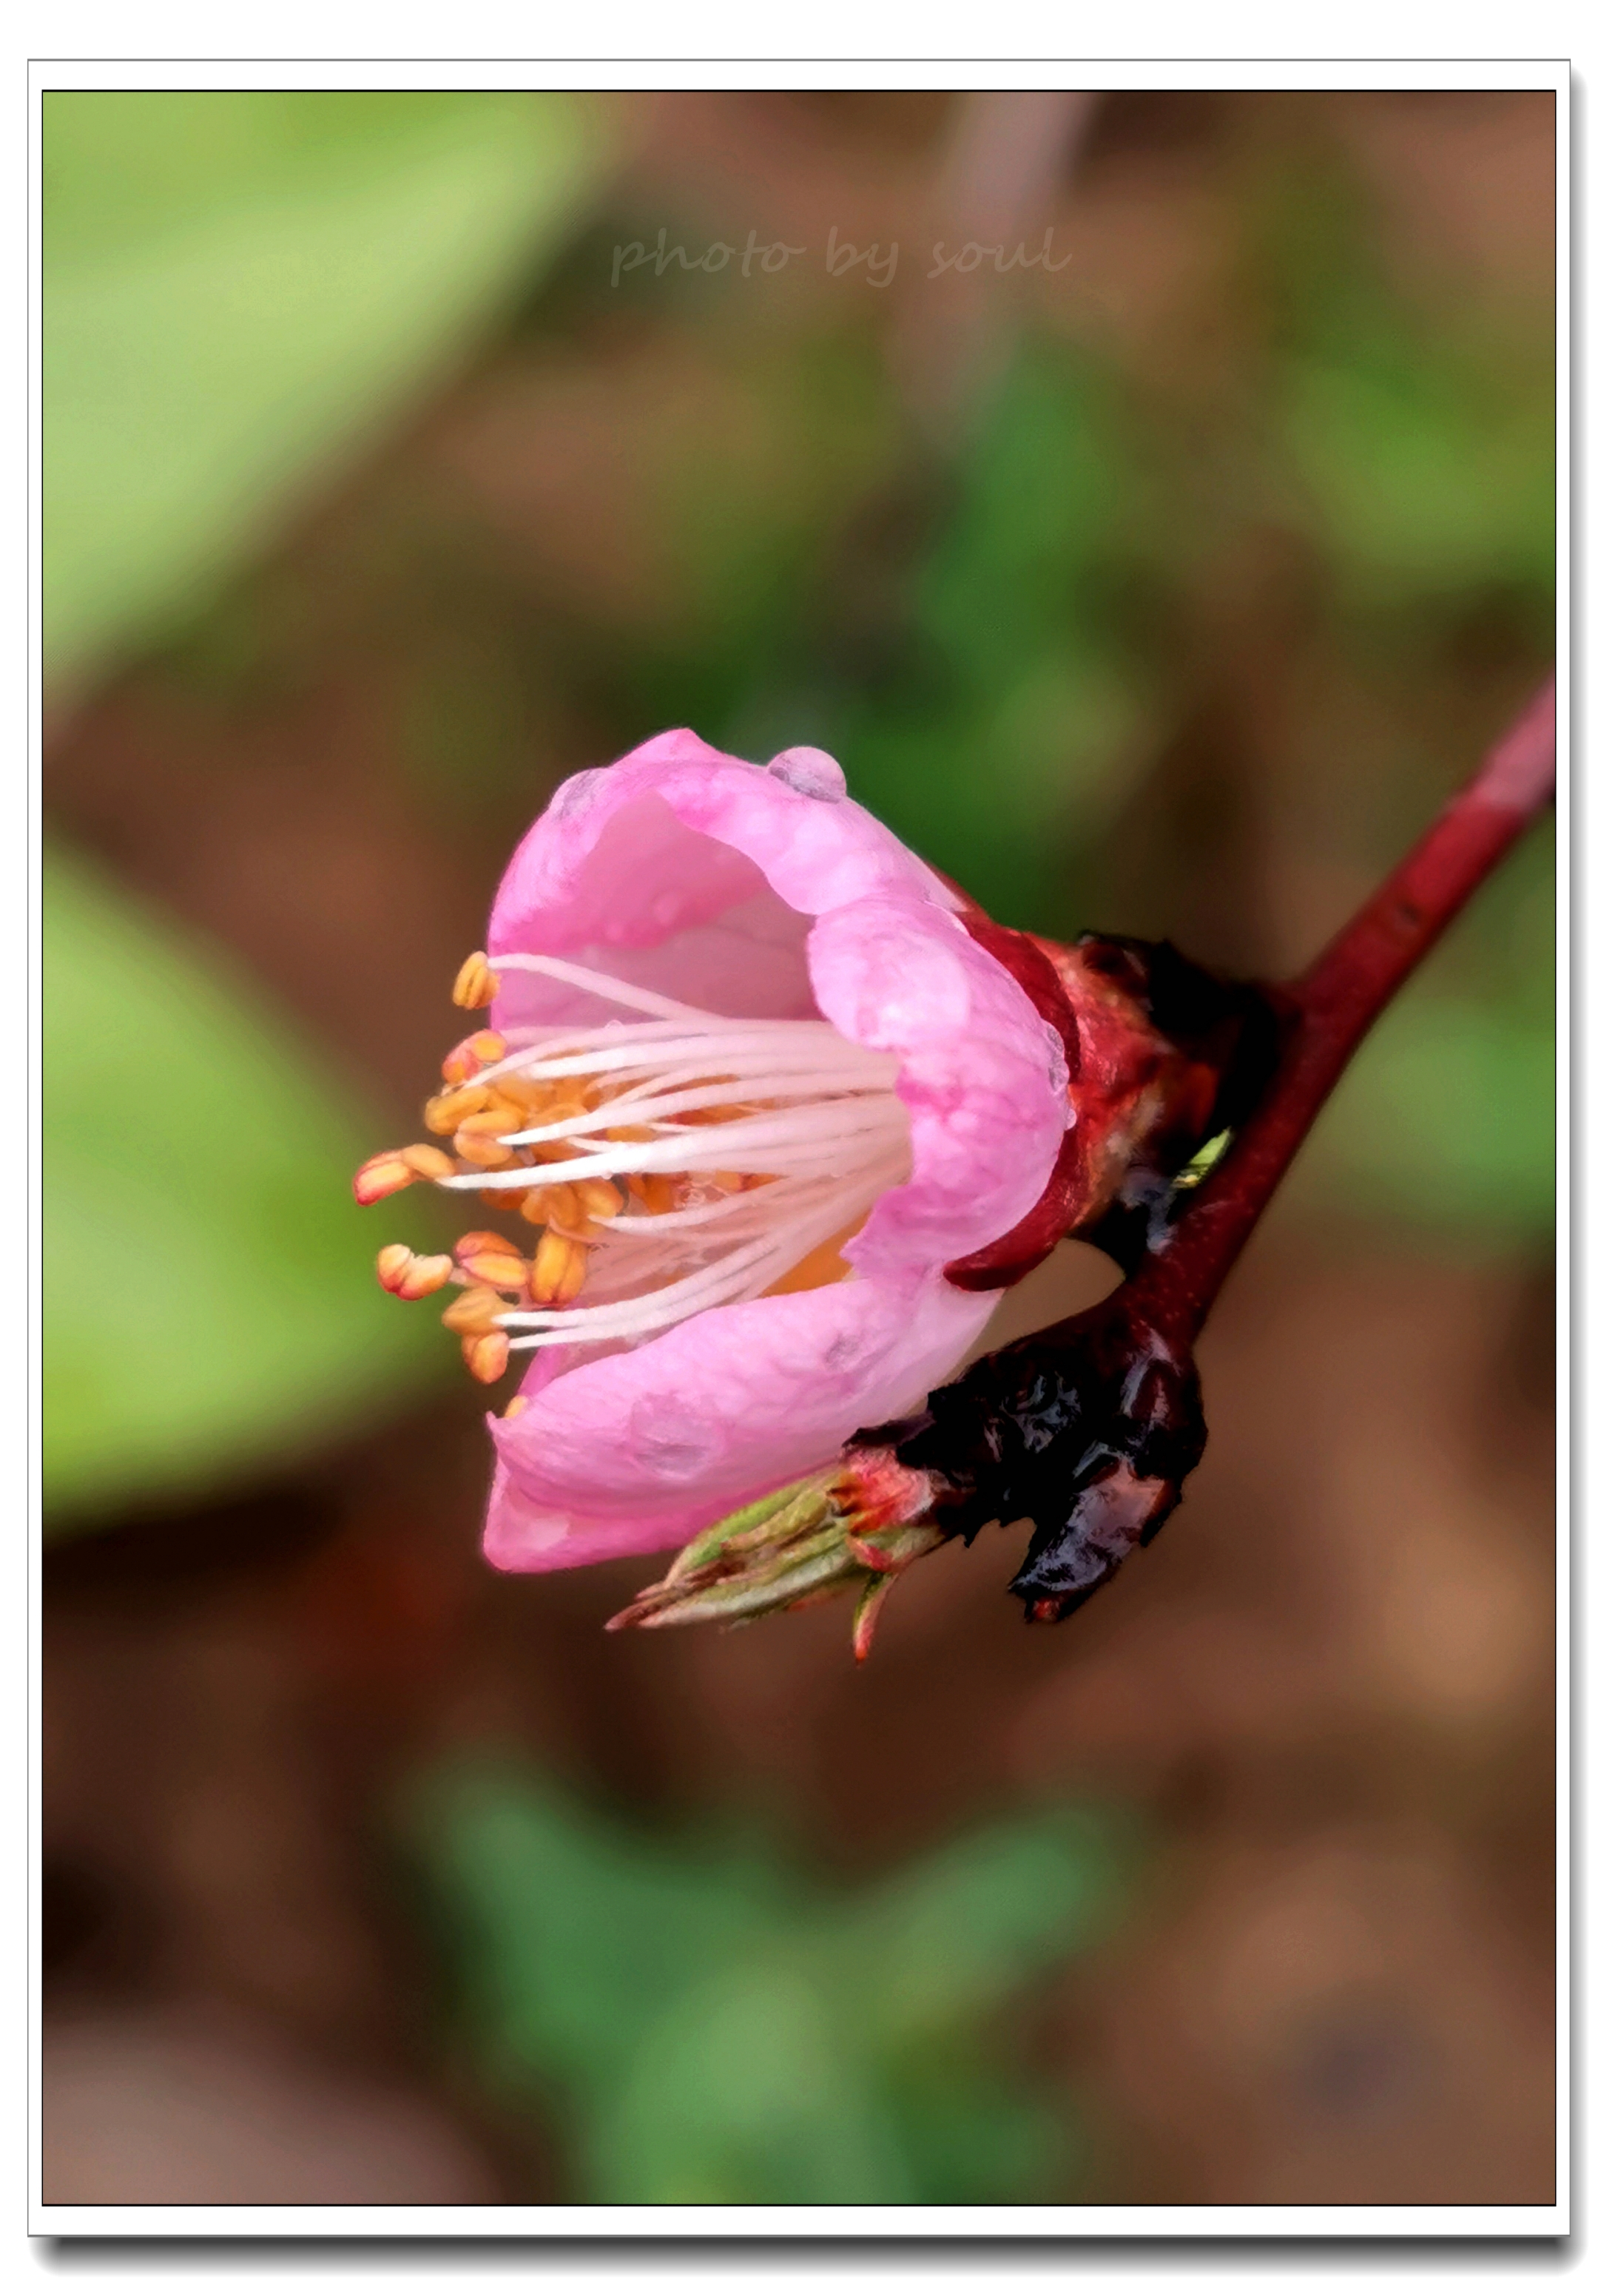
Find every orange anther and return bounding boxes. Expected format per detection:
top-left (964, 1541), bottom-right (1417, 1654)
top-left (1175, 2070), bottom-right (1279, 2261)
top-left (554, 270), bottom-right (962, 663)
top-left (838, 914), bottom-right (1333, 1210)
top-left (354, 1152), bottom-right (414, 1206)
top-left (453, 951), bottom-right (501, 1010)
top-left (530, 1230), bottom-right (587, 1306)
top-left (462, 1331), bottom-right (510, 1383)
top-left (376, 1243), bottom-right (415, 1292)
top-left (441, 1286), bottom-right (508, 1337)
top-left (490, 1073), bottom-right (545, 1110)
top-left (502, 1394), bottom-right (529, 1419)
top-left (452, 1110), bottom-right (519, 1166)
top-left (454, 1228), bottom-right (521, 1261)
top-left (440, 1030), bottom-right (508, 1086)
top-left (454, 1130), bottom-right (517, 1169)
top-left (605, 1124), bottom-right (655, 1144)
top-left (399, 1142), bottom-right (456, 1183)
top-left (483, 1092), bottom-right (536, 1134)
top-left (378, 1243), bottom-right (453, 1298)
top-left (425, 1083), bottom-right (490, 1135)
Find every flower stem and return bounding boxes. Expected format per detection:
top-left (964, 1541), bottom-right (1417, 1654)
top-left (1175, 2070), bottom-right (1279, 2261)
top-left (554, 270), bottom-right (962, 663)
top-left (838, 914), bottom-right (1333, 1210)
top-left (1127, 675), bottom-right (1558, 1348)
top-left (881, 674), bottom-right (1558, 1624)
top-left (623, 677), bottom-right (1560, 1641)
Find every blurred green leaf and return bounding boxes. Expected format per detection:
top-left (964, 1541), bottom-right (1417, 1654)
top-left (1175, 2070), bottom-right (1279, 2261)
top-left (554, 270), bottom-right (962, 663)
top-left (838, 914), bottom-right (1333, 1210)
top-left (44, 90), bottom-right (606, 686)
top-left (1244, 137), bottom-right (1554, 632)
top-left (1311, 995), bottom-right (1556, 1235)
top-left (1281, 334), bottom-right (1555, 617)
top-left (43, 843), bottom-right (441, 1526)
top-left (1297, 824), bottom-right (1556, 1240)
top-left (597, 1962), bottom-right (922, 2204)
top-left (404, 1760), bottom-right (1129, 2204)
top-left (834, 347), bottom-right (1153, 933)
top-left (840, 1809), bottom-right (1125, 2042)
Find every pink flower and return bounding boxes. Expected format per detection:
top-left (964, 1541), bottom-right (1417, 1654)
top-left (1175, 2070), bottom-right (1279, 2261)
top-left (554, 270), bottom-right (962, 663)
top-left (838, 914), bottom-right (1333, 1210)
top-left (357, 731), bottom-right (1070, 1574)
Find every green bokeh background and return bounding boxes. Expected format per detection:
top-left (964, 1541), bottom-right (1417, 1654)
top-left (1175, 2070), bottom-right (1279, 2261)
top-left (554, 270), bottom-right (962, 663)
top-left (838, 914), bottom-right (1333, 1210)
top-left (41, 88), bottom-right (1557, 2206)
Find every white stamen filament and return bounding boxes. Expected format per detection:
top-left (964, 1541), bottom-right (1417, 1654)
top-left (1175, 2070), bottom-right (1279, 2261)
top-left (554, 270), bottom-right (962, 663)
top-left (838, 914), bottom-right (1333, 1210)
top-left (442, 951), bottom-right (913, 1350)
top-left (490, 951), bottom-right (749, 1025)
top-left (499, 1165), bottom-right (900, 1351)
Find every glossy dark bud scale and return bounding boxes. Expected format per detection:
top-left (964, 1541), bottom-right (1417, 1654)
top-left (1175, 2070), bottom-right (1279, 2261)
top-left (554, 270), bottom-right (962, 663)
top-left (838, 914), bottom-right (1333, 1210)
top-left (856, 1290), bottom-right (1207, 1623)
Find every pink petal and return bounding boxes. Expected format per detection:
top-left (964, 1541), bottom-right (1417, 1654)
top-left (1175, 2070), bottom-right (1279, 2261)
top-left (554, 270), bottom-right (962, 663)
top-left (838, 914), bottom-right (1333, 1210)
top-left (473, 733), bottom-right (1071, 1573)
top-left (808, 895), bottom-right (1069, 1278)
top-left (485, 730), bottom-right (960, 1030)
top-left (482, 1270), bottom-right (995, 1573)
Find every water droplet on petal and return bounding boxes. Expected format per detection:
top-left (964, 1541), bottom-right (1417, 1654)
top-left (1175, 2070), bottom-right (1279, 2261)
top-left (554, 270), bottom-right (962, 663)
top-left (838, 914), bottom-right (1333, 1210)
top-left (766, 746), bottom-right (846, 802)
top-left (547, 769), bottom-right (606, 821)
top-left (627, 1398), bottom-right (724, 1482)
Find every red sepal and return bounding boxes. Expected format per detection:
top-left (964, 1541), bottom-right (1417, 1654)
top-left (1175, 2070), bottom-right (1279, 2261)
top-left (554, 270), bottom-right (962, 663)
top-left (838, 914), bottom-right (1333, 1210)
top-left (943, 902), bottom-right (1246, 1292)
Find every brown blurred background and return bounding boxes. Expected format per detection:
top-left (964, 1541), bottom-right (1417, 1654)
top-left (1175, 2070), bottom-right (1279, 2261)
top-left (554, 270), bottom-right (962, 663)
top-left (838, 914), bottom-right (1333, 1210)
top-left (41, 87), bottom-right (1557, 2206)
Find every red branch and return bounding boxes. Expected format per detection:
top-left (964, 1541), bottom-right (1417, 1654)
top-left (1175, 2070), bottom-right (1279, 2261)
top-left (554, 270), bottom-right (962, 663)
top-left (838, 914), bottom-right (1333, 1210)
top-left (1131, 677), bottom-right (1559, 1347)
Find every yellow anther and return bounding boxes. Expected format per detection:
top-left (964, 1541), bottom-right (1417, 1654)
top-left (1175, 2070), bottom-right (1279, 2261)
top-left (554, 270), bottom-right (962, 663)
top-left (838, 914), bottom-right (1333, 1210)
top-left (425, 1083), bottom-right (490, 1135)
top-left (440, 1030), bottom-right (508, 1086)
top-left (455, 1137), bottom-right (516, 1170)
top-left (468, 1257), bottom-right (530, 1294)
top-left (356, 1144), bottom-right (454, 1202)
top-left (487, 1091), bottom-right (537, 1134)
top-left (453, 1227), bottom-right (521, 1258)
top-left (539, 1182), bottom-right (580, 1232)
top-left (636, 1174), bottom-right (677, 1217)
top-left (575, 1178), bottom-right (624, 1221)
top-left (441, 1286), bottom-right (509, 1337)
top-left (488, 1084), bottom-right (541, 1121)
top-left (462, 1331), bottom-right (510, 1383)
top-left (454, 1230), bottom-right (528, 1289)
top-left (354, 1152), bottom-right (416, 1206)
top-left (452, 951), bottom-right (501, 1010)
top-left (502, 1394), bottom-right (529, 1419)
top-left (530, 1230), bottom-right (587, 1306)
top-left (763, 1232), bottom-right (856, 1297)
top-left (376, 1243), bottom-right (414, 1292)
top-left (375, 1243), bottom-right (454, 1300)
top-left (480, 1185), bottom-right (532, 1214)
top-left (452, 1110), bottom-right (518, 1168)
top-left (400, 1143), bottom-right (456, 1183)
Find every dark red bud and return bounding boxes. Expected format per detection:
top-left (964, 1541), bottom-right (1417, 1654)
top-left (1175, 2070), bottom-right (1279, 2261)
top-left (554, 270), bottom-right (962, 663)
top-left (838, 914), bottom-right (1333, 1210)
top-left (945, 909), bottom-right (1281, 1289)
